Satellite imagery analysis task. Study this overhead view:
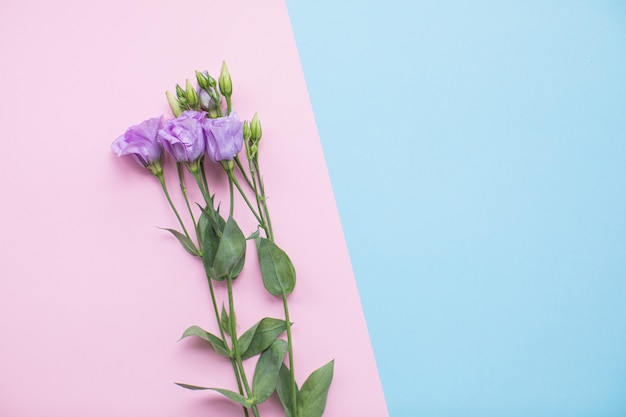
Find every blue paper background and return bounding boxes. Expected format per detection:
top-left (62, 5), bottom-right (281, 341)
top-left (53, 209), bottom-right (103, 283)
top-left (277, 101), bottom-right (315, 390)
top-left (286, 1), bottom-right (626, 416)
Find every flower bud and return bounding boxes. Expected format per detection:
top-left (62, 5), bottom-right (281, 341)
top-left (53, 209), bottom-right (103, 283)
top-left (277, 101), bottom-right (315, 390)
top-left (250, 113), bottom-right (262, 142)
top-left (219, 61), bottom-right (232, 97)
top-left (178, 95), bottom-right (189, 109)
top-left (185, 79), bottom-right (199, 109)
top-left (199, 89), bottom-right (211, 111)
top-left (208, 101), bottom-right (220, 119)
top-left (250, 143), bottom-right (258, 158)
top-left (196, 70), bottom-right (209, 90)
top-left (243, 120), bottom-right (251, 141)
top-left (207, 73), bottom-right (217, 88)
top-left (166, 91), bottom-right (183, 117)
top-left (175, 84), bottom-right (185, 99)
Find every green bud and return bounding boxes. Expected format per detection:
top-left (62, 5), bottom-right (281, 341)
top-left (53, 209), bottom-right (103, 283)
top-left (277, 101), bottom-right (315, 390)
top-left (185, 79), bottom-right (199, 109)
top-left (196, 70), bottom-right (209, 90)
top-left (219, 61), bottom-right (232, 97)
top-left (207, 74), bottom-right (217, 88)
top-left (175, 84), bottom-right (185, 99)
top-left (250, 113), bottom-right (262, 142)
top-left (178, 95), bottom-right (189, 110)
top-left (166, 91), bottom-right (183, 117)
top-left (243, 120), bottom-right (251, 141)
top-left (208, 103), bottom-right (220, 119)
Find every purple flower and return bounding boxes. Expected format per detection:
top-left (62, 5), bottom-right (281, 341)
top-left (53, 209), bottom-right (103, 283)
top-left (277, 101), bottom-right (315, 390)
top-left (203, 113), bottom-right (244, 162)
top-left (158, 110), bottom-right (207, 162)
top-left (111, 116), bottom-right (163, 167)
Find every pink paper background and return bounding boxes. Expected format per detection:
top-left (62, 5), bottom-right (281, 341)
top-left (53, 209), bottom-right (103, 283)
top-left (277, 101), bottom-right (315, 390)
top-left (0, 1), bottom-right (387, 415)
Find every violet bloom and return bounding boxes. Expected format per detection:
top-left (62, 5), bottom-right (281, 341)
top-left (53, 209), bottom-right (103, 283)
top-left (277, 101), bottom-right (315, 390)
top-left (158, 110), bottom-right (207, 162)
top-left (111, 116), bottom-right (163, 167)
top-left (203, 113), bottom-right (244, 162)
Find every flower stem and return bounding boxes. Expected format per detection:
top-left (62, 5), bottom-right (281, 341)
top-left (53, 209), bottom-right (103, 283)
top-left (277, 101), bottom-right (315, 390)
top-left (156, 172), bottom-right (193, 242)
top-left (205, 275), bottom-right (249, 417)
top-left (226, 96), bottom-right (232, 116)
top-left (246, 156), bottom-right (267, 239)
top-left (247, 156), bottom-right (297, 414)
top-left (192, 170), bottom-right (212, 209)
top-left (234, 155), bottom-right (254, 190)
top-left (282, 294), bottom-right (297, 416)
top-left (200, 158), bottom-right (211, 200)
top-left (228, 171), bottom-right (264, 227)
top-left (176, 162), bottom-right (196, 227)
top-left (227, 277), bottom-right (260, 417)
top-left (228, 174), bottom-right (235, 218)
top-left (253, 157), bottom-right (274, 241)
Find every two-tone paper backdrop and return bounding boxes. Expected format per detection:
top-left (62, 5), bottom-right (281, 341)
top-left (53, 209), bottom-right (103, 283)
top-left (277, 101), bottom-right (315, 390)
top-left (0, 1), bottom-right (387, 416)
top-left (1, 0), bottom-right (625, 416)
top-left (286, 1), bottom-right (626, 416)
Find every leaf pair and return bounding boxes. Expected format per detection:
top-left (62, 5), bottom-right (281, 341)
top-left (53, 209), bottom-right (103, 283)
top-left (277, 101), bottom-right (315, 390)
top-left (277, 361), bottom-right (334, 417)
top-left (176, 339), bottom-right (288, 408)
top-left (180, 317), bottom-right (288, 360)
top-left (200, 210), bottom-right (246, 281)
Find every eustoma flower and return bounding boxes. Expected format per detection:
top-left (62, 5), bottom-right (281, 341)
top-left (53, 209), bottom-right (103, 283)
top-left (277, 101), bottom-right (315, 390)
top-left (111, 116), bottom-right (163, 168)
top-left (158, 110), bottom-right (207, 162)
top-left (203, 113), bottom-right (244, 162)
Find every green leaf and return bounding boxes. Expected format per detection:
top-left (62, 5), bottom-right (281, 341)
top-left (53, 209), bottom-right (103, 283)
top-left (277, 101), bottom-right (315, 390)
top-left (175, 382), bottom-right (210, 390)
top-left (220, 304), bottom-right (231, 336)
top-left (198, 203), bottom-right (226, 236)
top-left (161, 228), bottom-right (199, 256)
top-left (277, 363), bottom-right (297, 417)
top-left (179, 325), bottom-right (229, 357)
top-left (209, 388), bottom-right (253, 408)
top-left (212, 216), bottom-right (246, 280)
top-left (195, 208), bottom-right (209, 251)
top-left (297, 360), bottom-right (334, 417)
top-left (251, 339), bottom-right (287, 404)
top-left (246, 228), bottom-right (261, 240)
top-left (175, 384), bottom-right (253, 408)
top-left (200, 209), bottom-right (225, 280)
top-left (240, 318), bottom-right (288, 360)
top-left (255, 237), bottom-right (296, 296)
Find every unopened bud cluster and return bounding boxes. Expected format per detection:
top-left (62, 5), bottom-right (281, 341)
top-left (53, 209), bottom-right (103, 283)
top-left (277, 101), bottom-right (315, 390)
top-left (246, 113), bottom-right (263, 159)
top-left (166, 62), bottom-right (235, 119)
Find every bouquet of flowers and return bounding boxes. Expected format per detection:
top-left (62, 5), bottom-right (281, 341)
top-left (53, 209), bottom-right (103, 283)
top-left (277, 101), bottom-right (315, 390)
top-left (111, 62), bottom-right (333, 417)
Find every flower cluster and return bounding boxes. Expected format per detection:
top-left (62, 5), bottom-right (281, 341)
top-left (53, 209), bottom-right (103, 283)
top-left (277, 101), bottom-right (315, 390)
top-left (112, 110), bottom-right (243, 167)
top-left (111, 62), bottom-right (333, 417)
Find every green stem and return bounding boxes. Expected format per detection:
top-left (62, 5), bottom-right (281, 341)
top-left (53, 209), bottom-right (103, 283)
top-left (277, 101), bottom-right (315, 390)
top-left (227, 277), bottom-right (260, 417)
top-left (176, 163), bottom-right (196, 227)
top-left (228, 173), bottom-right (234, 218)
top-left (234, 155), bottom-right (255, 190)
top-left (253, 157), bottom-right (274, 241)
top-left (200, 158), bottom-right (211, 201)
top-left (250, 158), bottom-right (297, 414)
top-left (156, 173), bottom-right (193, 241)
top-left (226, 95), bottom-right (232, 115)
top-left (282, 295), bottom-right (297, 416)
top-left (192, 170), bottom-right (212, 208)
top-left (206, 275), bottom-right (249, 417)
top-left (228, 171), bottom-right (264, 227)
top-left (246, 156), bottom-right (266, 238)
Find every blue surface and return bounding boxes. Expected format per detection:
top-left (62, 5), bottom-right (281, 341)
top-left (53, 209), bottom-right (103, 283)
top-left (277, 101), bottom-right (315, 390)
top-left (286, 1), bottom-right (626, 416)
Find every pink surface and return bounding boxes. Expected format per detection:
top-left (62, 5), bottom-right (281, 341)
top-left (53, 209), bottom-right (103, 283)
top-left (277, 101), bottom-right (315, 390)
top-left (0, 1), bottom-right (388, 416)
